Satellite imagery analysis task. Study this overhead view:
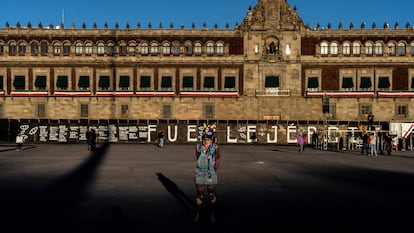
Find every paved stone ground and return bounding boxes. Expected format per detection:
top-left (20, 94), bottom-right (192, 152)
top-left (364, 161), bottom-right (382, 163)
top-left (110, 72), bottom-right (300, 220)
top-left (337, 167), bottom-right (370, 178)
top-left (0, 143), bottom-right (414, 233)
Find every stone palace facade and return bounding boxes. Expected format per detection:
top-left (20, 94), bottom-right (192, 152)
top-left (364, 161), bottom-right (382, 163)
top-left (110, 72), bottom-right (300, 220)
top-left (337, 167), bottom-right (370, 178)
top-left (1, 0), bottom-right (414, 143)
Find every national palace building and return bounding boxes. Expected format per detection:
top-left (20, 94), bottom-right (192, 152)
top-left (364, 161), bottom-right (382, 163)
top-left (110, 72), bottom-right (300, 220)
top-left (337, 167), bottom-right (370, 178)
top-left (1, 0), bottom-right (414, 144)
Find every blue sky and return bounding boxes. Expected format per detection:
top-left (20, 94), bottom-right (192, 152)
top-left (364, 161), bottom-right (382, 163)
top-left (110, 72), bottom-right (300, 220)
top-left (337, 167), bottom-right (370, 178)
top-left (0, 0), bottom-right (413, 29)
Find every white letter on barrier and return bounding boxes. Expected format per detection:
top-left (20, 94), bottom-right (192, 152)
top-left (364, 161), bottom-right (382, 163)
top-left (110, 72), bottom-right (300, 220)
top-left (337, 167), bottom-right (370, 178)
top-left (328, 126), bottom-right (339, 143)
top-left (247, 126), bottom-right (257, 143)
top-left (267, 125), bottom-right (278, 143)
top-left (287, 125), bottom-right (297, 144)
top-left (148, 125), bottom-right (157, 142)
top-left (307, 126), bottom-right (317, 144)
top-left (168, 125), bottom-right (178, 142)
top-left (188, 125), bottom-right (198, 142)
top-left (227, 126), bottom-right (237, 143)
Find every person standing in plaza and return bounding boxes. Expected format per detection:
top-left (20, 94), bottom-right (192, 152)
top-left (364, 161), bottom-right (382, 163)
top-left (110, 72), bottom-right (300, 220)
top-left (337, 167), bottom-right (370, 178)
top-left (193, 126), bottom-right (220, 223)
top-left (86, 129), bottom-right (97, 152)
top-left (367, 113), bottom-right (374, 130)
top-left (370, 133), bottom-right (378, 156)
top-left (297, 133), bottom-right (305, 154)
top-left (361, 131), bottom-right (369, 156)
top-left (383, 132), bottom-right (392, 155)
top-left (158, 129), bottom-right (165, 148)
top-left (15, 130), bottom-right (24, 151)
top-left (311, 131), bottom-right (318, 149)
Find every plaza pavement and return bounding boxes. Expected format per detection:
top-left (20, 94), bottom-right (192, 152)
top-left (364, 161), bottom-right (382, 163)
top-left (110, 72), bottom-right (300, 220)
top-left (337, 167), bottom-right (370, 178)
top-left (0, 143), bottom-right (414, 233)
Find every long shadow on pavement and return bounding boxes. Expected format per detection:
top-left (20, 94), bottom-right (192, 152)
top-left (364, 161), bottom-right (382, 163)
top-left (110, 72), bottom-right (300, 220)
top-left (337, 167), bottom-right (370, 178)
top-left (0, 142), bottom-right (111, 233)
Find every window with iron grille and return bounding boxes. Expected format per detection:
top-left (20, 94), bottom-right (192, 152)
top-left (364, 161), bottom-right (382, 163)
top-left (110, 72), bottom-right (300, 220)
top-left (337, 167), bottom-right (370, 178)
top-left (204, 103), bottom-right (215, 119)
top-left (162, 104), bottom-right (172, 119)
top-left (80, 104), bottom-right (89, 118)
top-left (121, 104), bottom-right (129, 118)
top-left (396, 104), bottom-right (408, 118)
top-left (37, 103), bottom-right (46, 118)
top-left (359, 103), bottom-right (372, 116)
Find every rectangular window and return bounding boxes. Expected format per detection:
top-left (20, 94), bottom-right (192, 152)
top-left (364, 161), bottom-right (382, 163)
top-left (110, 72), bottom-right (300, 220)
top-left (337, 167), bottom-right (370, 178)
top-left (224, 76), bottom-right (236, 89)
top-left (78, 76), bottom-right (90, 90)
top-left (378, 77), bottom-right (390, 90)
top-left (161, 76), bottom-right (172, 90)
top-left (204, 103), bottom-right (215, 119)
top-left (121, 104), bottom-right (129, 118)
top-left (140, 76), bottom-right (151, 89)
top-left (0, 76), bottom-right (3, 90)
top-left (162, 104), bottom-right (172, 119)
top-left (396, 104), bottom-right (408, 118)
top-left (359, 103), bottom-right (372, 117)
top-left (204, 76), bottom-right (215, 89)
top-left (37, 103), bottom-right (46, 118)
top-left (56, 76), bottom-right (68, 90)
top-left (265, 76), bottom-right (279, 88)
top-left (98, 76), bottom-right (110, 90)
top-left (359, 77), bottom-right (372, 90)
top-left (13, 76), bottom-right (25, 90)
top-left (182, 76), bottom-right (194, 90)
top-left (342, 77), bottom-right (354, 90)
top-left (119, 76), bottom-right (130, 90)
top-left (80, 104), bottom-right (89, 118)
top-left (307, 77), bottom-right (319, 91)
top-left (34, 76), bottom-right (47, 90)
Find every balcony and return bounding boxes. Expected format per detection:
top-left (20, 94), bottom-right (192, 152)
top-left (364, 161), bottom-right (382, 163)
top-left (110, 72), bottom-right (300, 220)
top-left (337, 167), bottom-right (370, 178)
top-left (54, 90), bottom-right (91, 97)
top-left (306, 91), bottom-right (374, 97)
top-left (180, 91), bottom-right (239, 97)
top-left (11, 90), bottom-right (49, 97)
top-left (306, 90), bottom-right (414, 98)
top-left (255, 89), bottom-right (290, 97)
top-left (377, 91), bottom-right (414, 97)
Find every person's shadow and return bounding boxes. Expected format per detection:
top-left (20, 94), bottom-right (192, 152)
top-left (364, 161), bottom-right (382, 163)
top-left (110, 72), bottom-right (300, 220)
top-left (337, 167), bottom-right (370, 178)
top-left (156, 172), bottom-right (195, 215)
